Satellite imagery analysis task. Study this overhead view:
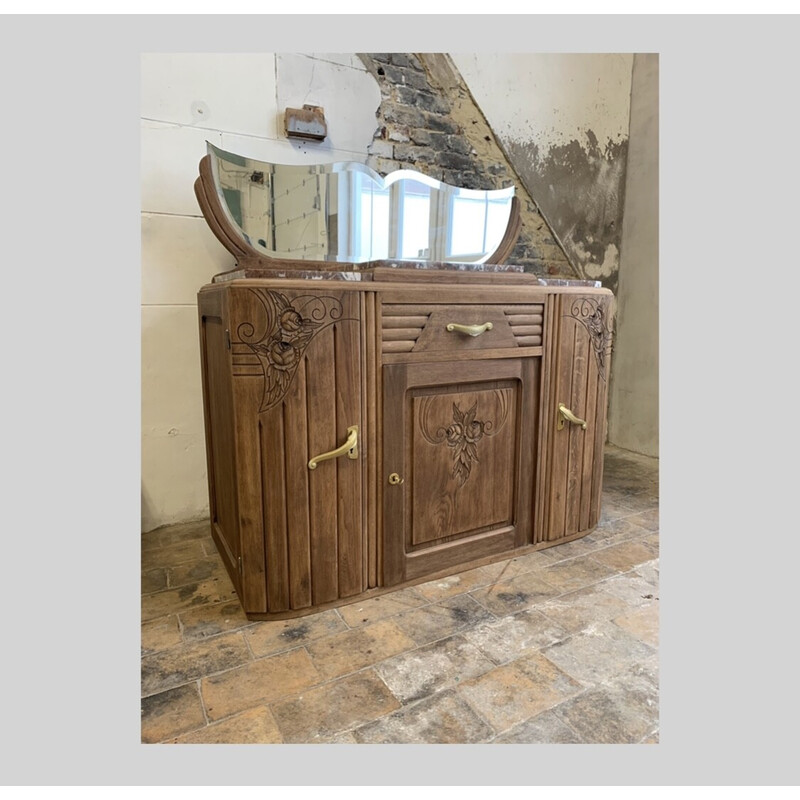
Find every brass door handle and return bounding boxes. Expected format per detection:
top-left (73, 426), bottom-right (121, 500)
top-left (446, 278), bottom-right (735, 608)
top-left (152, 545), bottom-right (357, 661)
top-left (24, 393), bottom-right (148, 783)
top-left (308, 425), bottom-right (359, 470)
top-left (446, 322), bottom-right (493, 337)
top-left (557, 403), bottom-right (587, 431)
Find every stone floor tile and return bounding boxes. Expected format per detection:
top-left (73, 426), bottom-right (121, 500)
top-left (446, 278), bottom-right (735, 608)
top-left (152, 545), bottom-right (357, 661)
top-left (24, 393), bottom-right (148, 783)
top-left (536, 538), bottom-right (598, 563)
top-left (536, 584), bottom-right (632, 634)
top-left (634, 559), bottom-right (659, 588)
top-left (141, 519), bottom-right (211, 551)
top-left (171, 706), bottom-right (283, 744)
top-left (312, 731), bottom-right (359, 744)
top-left (413, 564), bottom-right (503, 602)
top-left (305, 618), bottom-right (418, 681)
top-left (142, 567), bottom-right (169, 594)
top-left (492, 708), bottom-right (584, 744)
top-left (456, 652), bottom-right (582, 735)
top-left (580, 516), bottom-right (652, 547)
top-left (270, 669), bottom-right (400, 743)
top-left (141, 615), bottom-right (182, 655)
top-left (606, 656), bottom-right (659, 712)
top-left (141, 631), bottom-right (252, 697)
top-left (201, 647), bottom-right (320, 722)
top-left (336, 587), bottom-right (428, 627)
top-left (612, 602), bottom-right (659, 648)
top-left (391, 594), bottom-right (496, 646)
top-left (354, 689), bottom-right (493, 744)
top-left (598, 567), bottom-right (659, 609)
top-left (541, 621), bottom-right (656, 687)
top-left (168, 557), bottom-right (231, 590)
top-left (641, 532), bottom-right (659, 556)
top-left (598, 495), bottom-right (643, 523)
top-left (141, 577), bottom-right (238, 622)
top-left (626, 508), bottom-right (659, 532)
top-left (178, 599), bottom-right (254, 642)
top-left (244, 609), bottom-right (348, 658)
top-left (588, 540), bottom-right (658, 573)
top-left (463, 608), bottom-right (569, 665)
top-left (141, 540), bottom-right (207, 571)
top-left (141, 683), bottom-right (205, 743)
top-left (375, 634), bottom-right (495, 704)
top-left (511, 649), bottom-right (588, 701)
top-left (552, 683), bottom-right (657, 744)
top-left (140, 444), bottom-right (659, 746)
top-left (497, 549), bottom-right (554, 578)
top-left (474, 558), bottom-right (532, 584)
top-left (468, 570), bottom-right (561, 616)
top-left (537, 554), bottom-right (616, 593)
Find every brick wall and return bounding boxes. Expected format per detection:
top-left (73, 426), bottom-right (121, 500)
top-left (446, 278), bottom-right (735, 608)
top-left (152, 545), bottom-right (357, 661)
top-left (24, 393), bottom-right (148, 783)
top-left (358, 53), bottom-right (576, 277)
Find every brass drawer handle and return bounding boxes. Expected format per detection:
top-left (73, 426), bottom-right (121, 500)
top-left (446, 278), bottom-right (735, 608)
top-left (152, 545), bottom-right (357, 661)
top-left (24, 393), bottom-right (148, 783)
top-left (446, 322), bottom-right (493, 337)
top-left (308, 425), bottom-right (359, 470)
top-left (557, 403), bottom-right (587, 431)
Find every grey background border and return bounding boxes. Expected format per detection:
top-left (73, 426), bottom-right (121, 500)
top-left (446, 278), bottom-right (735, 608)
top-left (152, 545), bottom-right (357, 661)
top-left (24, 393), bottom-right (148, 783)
top-left (1, 12), bottom-right (798, 787)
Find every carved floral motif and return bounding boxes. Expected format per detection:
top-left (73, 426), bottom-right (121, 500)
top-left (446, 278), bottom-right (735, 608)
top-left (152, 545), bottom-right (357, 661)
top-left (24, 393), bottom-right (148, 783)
top-left (237, 289), bottom-right (345, 411)
top-left (567, 297), bottom-right (613, 379)
top-left (419, 391), bottom-right (510, 486)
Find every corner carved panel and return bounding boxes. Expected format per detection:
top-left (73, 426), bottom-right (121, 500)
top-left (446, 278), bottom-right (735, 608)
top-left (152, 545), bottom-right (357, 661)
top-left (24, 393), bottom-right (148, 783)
top-left (566, 297), bottom-right (613, 380)
top-left (236, 288), bottom-right (347, 411)
top-left (418, 391), bottom-right (510, 487)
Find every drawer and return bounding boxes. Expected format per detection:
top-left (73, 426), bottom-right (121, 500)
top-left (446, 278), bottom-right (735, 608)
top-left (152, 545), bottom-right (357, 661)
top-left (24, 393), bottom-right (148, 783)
top-left (381, 303), bottom-right (545, 356)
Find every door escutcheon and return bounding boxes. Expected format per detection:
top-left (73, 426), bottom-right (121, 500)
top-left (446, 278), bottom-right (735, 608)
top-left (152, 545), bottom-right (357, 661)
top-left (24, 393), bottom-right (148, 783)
top-left (388, 472), bottom-right (404, 485)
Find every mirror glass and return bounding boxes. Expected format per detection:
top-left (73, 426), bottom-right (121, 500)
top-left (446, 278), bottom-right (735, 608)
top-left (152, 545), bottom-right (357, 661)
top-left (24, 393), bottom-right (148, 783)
top-left (207, 143), bottom-right (515, 264)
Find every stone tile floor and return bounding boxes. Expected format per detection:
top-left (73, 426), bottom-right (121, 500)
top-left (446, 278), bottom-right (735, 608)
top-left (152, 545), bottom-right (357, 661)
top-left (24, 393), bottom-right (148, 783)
top-left (141, 444), bottom-right (658, 744)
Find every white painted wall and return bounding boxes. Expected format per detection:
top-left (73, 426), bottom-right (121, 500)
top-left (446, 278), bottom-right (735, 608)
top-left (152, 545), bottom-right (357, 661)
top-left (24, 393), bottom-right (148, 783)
top-left (140, 53), bottom-right (381, 532)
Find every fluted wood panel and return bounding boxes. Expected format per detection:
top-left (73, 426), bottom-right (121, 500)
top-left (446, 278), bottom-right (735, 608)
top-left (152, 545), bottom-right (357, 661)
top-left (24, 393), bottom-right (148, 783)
top-left (226, 288), bottom-right (363, 614)
top-left (543, 294), bottom-right (613, 542)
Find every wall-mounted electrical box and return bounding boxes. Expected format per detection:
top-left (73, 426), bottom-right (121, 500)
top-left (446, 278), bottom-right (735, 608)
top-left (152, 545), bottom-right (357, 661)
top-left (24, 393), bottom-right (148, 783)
top-left (284, 105), bottom-right (327, 141)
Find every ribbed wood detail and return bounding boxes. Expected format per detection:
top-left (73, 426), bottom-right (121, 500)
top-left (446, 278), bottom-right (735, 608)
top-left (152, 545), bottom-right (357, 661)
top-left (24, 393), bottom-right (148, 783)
top-left (381, 303), bottom-right (546, 353)
top-left (381, 305), bottom-right (430, 354)
top-left (505, 305), bottom-right (545, 347)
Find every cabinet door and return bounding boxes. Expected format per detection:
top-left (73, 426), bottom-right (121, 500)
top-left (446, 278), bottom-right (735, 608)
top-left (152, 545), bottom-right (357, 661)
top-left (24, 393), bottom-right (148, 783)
top-left (383, 358), bottom-right (538, 585)
top-left (539, 293), bottom-right (614, 543)
top-left (229, 287), bottom-right (363, 614)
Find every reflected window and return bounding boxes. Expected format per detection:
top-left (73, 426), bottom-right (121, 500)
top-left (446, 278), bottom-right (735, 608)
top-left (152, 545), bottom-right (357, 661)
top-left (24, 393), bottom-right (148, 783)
top-left (397, 180), bottom-right (432, 260)
top-left (358, 181), bottom-right (390, 261)
top-left (448, 193), bottom-right (511, 262)
top-left (207, 143), bottom-right (514, 265)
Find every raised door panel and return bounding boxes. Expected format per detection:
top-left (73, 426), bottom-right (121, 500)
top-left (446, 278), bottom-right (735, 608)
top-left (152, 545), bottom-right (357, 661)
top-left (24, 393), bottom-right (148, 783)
top-left (228, 287), bottom-right (363, 614)
top-left (539, 293), bottom-right (614, 543)
top-left (383, 358), bottom-right (538, 585)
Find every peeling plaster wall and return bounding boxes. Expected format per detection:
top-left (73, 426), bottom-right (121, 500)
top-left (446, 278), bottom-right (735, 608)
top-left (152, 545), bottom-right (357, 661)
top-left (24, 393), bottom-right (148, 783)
top-left (452, 54), bottom-right (634, 293)
top-left (140, 53), bottom-right (381, 532)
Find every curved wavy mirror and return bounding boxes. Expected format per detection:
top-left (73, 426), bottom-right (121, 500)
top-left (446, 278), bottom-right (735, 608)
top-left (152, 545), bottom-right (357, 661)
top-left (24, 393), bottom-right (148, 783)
top-left (207, 143), bottom-right (515, 264)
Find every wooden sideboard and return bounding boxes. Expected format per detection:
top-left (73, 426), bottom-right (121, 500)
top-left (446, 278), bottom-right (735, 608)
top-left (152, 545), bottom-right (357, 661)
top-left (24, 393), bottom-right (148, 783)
top-left (197, 264), bottom-right (613, 620)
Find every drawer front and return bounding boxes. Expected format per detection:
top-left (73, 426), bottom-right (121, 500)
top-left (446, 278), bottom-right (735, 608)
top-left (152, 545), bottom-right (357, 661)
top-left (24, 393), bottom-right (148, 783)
top-left (381, 303), bottom-right (545, 356)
